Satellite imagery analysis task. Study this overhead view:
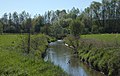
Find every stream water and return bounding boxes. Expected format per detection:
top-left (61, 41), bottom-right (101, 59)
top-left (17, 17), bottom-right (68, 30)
top-left (44, 40), bottom-right (105, 76)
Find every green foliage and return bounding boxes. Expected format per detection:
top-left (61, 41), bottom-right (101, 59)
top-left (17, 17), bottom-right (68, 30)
top-left (70, 19), bottom-right (83, 37)
top-left (32, 16), bottom-right (44, 33)
top-left (1, 0), bottom-right (120, 35)
top-left (50, 21), bottom-right (66, 39)
top-left (64, 35), bottom-right (80, 48)
top-left (31, 34), bottom-right (48, 57)
top-left (46, 35), bottom-right (56, 42)
top-left (0, 22), bottom-right (3, 34)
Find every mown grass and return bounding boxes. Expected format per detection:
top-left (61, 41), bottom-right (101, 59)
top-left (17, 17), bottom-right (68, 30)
top-left (81, 34), bottom-right (120, 45)
top-left (81, 34), bottom-right (120, 41)
top-left (81, 34), bottom-right (120, 48)
top-left (0, 34), bottom-right (67, 76)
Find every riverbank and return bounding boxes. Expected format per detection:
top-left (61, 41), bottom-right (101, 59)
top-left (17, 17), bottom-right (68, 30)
top-left (64, 34), bottom-right (120, 76)
top-left (0, 34), bottom-right (67, 76)
top-left (45, 40), bottom-right (105, 76)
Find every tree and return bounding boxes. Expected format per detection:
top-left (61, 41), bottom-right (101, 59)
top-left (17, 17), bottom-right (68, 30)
top-left (25, 17), bottom-right (32, 54)
top-left (70, 19), bottom-right (83, 38)
top-left (22, 12), bottom-right (31, 33)
top-left (59, 18), bottom-right (71, 28)
top-left (41, 23), bottom-right (51, 35)
top-left (69, 7), bottom-right (80, 19)
top-left (80, 7), bottom-right (92, 34)
top-left (50, 21), bottom-right (64, 38)
top-left (19, 11), bottom-right (26, 33)
top-left (32, 15), bottom-right (44, 33)
top-left (44, 11), bottom-right (51, 24)
top-left (12, 12), bottom-right (20, 32)
top-left (0, 21), bottom-right (3, 34)
top-left (8, 13), bottom-right (16, 33)
top-left (1, 13), bottom-right (8, 33)
top-left (91, 1), bottom-right (102, 28)
top-left (69, 19), bottom-right (83, 54)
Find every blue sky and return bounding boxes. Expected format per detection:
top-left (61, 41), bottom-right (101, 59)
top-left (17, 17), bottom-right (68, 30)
top-left (0, 0), bottom-right (101, 17)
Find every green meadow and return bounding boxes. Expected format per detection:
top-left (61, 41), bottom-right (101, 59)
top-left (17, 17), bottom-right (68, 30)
top-left (81, 34), bottom-right (120, 44)
top-left (0, 34), bottom-right (67, 76)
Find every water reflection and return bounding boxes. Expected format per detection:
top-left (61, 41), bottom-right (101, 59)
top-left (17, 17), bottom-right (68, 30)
top-left (44, 40), bottom-right (105, 76)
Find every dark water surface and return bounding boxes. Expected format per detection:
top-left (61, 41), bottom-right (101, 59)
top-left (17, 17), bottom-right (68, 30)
top-left (44, 40), bottom-right (105, 76)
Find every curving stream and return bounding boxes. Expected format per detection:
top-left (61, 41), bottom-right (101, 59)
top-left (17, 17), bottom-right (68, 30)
top-left (44, 40), bottom-right (105, 76)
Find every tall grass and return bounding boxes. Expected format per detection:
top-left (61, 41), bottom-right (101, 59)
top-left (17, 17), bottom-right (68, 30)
top-left (64, 34), bottom-right (120, 76)
top-left (0, 34), bottom-right (67, 76)
top-left (80, 34), bottom-right (120, 76)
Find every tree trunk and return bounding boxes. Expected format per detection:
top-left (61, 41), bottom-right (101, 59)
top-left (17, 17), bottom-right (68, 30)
top-left (27, 27), bottom-right (31, 54)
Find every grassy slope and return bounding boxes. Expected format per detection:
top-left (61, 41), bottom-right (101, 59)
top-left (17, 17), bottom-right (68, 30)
top-left (64, 34), bottom-right (120, 76)
top-left (0, 34), bottom-right (67, 76)
top-left (79, 34), bottom-right (120, 76)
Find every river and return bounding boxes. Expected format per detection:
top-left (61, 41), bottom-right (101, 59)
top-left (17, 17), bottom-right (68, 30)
top-left (44, 40), bottom-right (105, 76)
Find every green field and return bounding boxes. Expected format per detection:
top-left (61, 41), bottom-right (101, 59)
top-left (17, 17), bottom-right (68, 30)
top-left (0, 34), bottom-right (67, 76)
top-left (81, 34), bottom-right (120, 48)
top-left (1, 34), bottom-right (120, 76)
top-left (81, 34), bottom-right (120, 43)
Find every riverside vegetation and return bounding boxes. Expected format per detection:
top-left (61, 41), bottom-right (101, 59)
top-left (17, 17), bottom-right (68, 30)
top-left (64, 34), bottom-right (120, 76)
top-left (0, 34), bottom-right (67, 76)
top-left (0, 0), bottom-right (120, 76)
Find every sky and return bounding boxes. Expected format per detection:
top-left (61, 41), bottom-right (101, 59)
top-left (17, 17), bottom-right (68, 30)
top-left (0, 0), bottom-right (101, 17)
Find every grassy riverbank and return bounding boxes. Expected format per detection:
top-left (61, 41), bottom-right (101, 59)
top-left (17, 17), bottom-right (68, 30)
top-left (0, 34), bottom-right (67, 76)
top-left (64, 34), bottom-right (120, 76)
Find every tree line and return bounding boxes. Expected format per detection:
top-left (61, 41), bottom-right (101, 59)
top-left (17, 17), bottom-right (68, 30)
top-left (0, 0), bottom-right (120, 37)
